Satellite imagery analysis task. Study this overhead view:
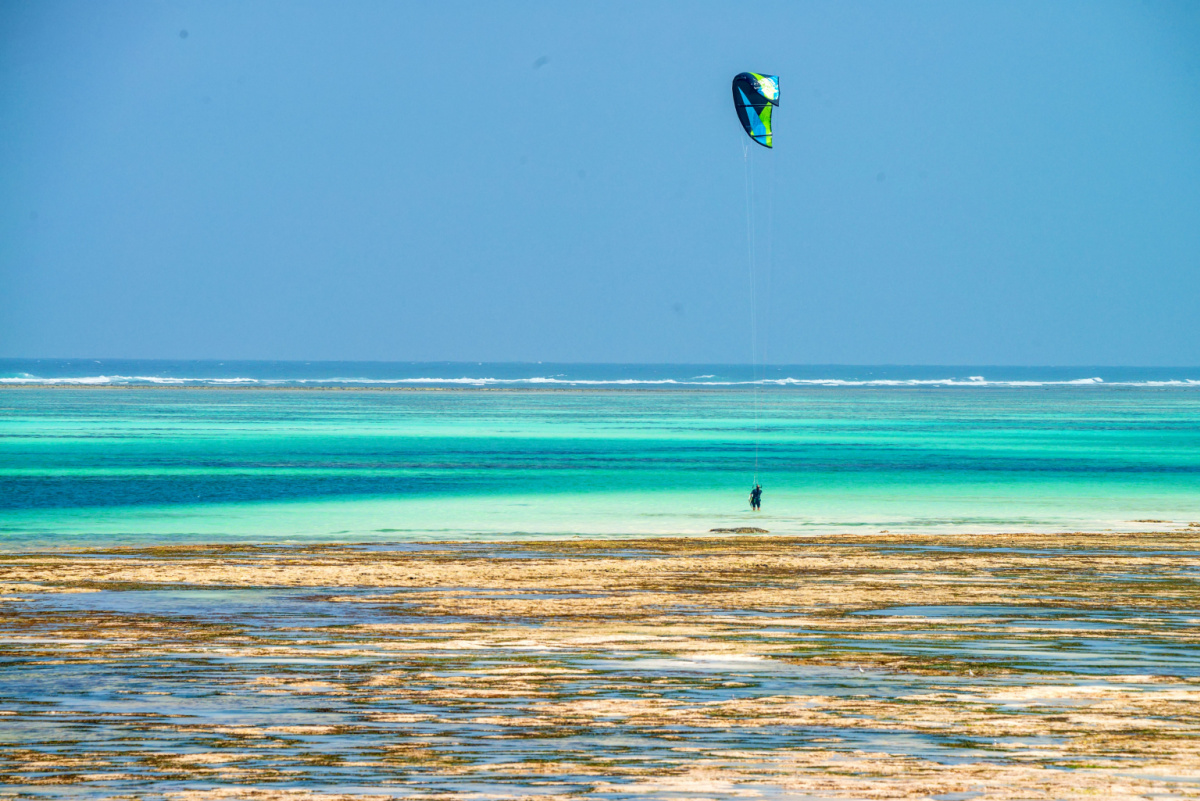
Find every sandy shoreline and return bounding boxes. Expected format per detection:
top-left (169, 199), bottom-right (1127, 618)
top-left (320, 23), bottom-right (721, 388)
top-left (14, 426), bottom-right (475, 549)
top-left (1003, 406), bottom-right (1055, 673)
top-left (2, 531), bottom-right (1199, 799)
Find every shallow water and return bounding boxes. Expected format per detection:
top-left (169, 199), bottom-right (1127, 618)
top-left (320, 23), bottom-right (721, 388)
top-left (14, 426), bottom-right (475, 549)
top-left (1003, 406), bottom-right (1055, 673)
top-left (3, 377), bottom-right (1200, 796)
top-left (3, 384), bottom-right (1200, 547)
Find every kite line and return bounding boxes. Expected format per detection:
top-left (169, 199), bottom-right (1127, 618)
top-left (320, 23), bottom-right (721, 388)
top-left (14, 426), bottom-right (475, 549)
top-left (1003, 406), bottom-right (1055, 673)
top-left (732, 71), bottom-right (778, 485)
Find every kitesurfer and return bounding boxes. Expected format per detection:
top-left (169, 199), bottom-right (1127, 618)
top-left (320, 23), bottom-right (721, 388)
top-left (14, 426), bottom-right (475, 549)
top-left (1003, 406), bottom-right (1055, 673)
top-left (733, 73), bottom-right (778, 512)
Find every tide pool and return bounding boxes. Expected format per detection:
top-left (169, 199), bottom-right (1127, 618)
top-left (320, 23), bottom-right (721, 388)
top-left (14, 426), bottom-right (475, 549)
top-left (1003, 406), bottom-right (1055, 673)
top-left (2, 384), bottom-right (1199, 548)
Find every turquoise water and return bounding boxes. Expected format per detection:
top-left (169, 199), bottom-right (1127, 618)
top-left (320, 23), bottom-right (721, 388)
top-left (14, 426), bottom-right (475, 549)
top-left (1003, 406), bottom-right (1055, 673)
top-left (3, 375), bottom-right (1199, 547)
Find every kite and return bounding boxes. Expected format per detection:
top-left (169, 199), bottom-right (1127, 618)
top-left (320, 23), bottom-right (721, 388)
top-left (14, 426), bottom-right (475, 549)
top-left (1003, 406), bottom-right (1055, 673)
top-left (732, 72), bottom-right (779, 148)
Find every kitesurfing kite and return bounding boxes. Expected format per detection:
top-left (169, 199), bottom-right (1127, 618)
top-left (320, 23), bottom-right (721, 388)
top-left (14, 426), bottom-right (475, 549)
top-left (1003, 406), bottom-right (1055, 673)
top-left (732, 72), bottom-right (779, 147)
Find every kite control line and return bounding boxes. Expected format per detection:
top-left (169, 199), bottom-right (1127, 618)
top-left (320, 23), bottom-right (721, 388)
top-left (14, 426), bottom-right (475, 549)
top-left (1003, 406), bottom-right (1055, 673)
top-left (732, 72), bottom-right (779, 485)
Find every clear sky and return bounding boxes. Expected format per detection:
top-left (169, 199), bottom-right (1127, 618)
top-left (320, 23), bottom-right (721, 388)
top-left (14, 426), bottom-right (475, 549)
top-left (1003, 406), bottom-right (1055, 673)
top-left (2, 0), bottom-right (1198, 364)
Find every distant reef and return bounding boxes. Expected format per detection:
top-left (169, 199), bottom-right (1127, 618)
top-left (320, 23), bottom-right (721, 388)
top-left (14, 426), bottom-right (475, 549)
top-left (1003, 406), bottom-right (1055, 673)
top-left (709, 527), bottom-right (769, 534)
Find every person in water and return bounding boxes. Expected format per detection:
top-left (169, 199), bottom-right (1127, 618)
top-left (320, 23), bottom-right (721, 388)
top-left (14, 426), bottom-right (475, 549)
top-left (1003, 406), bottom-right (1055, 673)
top-left (750, 484), bottom-right (762, 510)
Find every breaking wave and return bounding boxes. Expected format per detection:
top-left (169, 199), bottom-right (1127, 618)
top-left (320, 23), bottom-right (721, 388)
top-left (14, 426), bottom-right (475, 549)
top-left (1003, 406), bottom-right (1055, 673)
top-left (4, 373), bottom-right (1199, 388)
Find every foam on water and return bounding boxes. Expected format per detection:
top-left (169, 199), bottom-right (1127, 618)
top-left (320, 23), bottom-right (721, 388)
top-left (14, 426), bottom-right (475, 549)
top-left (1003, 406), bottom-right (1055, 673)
top-left (2, 359), bottom-right (1198, 388)
top-left (5, 373), bottom-right (1200, 387)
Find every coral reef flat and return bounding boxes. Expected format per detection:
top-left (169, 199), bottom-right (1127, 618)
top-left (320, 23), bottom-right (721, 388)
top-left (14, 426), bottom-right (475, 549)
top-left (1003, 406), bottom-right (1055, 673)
top-left (2, 530), bottom-right (1199, 799)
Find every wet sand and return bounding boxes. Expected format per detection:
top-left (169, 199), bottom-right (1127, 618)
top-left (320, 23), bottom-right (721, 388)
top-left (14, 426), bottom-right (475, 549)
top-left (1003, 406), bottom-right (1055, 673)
top-left (2, 530), bottom-right (1199, 799)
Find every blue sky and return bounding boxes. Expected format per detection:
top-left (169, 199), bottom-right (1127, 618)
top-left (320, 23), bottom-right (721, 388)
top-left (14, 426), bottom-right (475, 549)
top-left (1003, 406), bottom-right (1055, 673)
top-left (2, 0), bottom-right (1198, 364)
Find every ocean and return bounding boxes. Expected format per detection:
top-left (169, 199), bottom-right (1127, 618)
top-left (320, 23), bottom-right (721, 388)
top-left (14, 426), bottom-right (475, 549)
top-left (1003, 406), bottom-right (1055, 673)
top-left (2, 360), bottom-right (1199, 548)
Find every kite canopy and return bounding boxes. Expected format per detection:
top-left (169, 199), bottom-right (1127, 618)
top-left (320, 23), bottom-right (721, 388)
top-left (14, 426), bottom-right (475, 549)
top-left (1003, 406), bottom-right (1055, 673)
top-left (732, 72), bottom-right (779, 148)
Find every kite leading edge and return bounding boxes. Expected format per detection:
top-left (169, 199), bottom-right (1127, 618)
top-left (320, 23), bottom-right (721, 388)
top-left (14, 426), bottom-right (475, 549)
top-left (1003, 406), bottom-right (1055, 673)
top-left (732, 72), bottom-right (779, 148)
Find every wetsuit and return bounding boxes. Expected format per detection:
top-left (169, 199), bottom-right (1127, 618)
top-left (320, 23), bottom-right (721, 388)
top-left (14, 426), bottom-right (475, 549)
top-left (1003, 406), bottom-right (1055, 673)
top-left (750, 486), bottom-right (762, 510)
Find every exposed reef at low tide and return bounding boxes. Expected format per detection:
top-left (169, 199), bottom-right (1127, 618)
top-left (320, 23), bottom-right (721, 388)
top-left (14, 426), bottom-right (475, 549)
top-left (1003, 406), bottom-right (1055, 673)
top-left (1, 530), bottom-right (1198, 799)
